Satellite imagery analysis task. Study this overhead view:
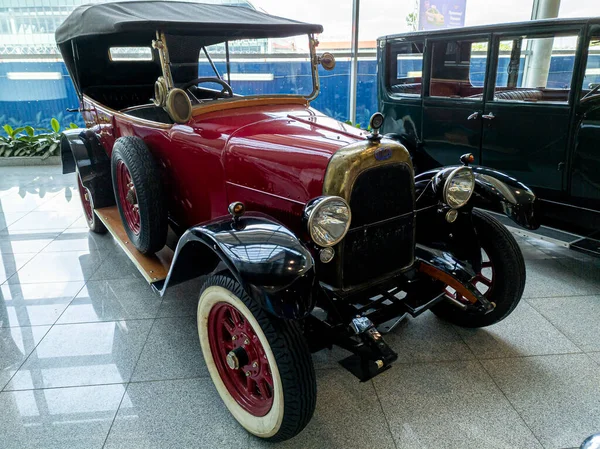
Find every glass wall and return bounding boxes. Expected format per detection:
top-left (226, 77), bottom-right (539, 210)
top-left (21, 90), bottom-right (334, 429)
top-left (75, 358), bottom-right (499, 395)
top-left (2, 0), bottom-right (599, 132)
top-left (0, 0), bottom-right (373, 129)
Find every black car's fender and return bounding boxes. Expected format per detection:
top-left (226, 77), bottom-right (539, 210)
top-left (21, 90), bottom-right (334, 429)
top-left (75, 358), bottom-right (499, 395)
top-left (415, 166), bottom-right (540, 230)
top-left (384, 132), bottom-right (440, 173)
top-left (60, 128), bottom-right (115, 208)
top-left (156, 213), bottom-right (318, 320)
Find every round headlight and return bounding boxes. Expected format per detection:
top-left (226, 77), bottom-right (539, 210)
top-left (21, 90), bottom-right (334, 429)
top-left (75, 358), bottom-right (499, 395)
top-left (306, 196), bottom-right (351, 247)
top-left (443, 167), bottom-right (475, 209)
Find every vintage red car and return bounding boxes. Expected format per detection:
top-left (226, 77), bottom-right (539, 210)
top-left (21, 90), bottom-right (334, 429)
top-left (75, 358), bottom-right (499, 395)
top-left (57, 1), bottom-right (539, 441)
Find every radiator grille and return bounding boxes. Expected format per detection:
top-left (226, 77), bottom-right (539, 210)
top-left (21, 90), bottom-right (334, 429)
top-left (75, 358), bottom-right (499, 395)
top-left (341, 163), bottom-right (415, 288)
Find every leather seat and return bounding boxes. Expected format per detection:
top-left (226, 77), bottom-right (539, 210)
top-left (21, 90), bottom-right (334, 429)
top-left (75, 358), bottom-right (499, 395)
top-left (494, 89), bottom-right (543, 101)
top-left (390, 83), bottom-right (421, 95)
top-left (84, 85), bottom-right (153, 110)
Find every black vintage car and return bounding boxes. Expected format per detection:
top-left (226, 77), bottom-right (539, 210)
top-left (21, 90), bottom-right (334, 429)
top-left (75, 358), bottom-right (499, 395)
top-left (378, 18), bottom-right (600, 254)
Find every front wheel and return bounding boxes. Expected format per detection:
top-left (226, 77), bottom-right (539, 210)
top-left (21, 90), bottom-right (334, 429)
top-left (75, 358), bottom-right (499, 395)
top-left (197, 275), bottom-right (316, 442)
top-left (432, 210), bottom-right (526, 327)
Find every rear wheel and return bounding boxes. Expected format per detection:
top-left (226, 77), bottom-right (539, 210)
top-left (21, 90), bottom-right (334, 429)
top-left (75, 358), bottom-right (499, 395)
top-left (197, 275), bottom-right (316, 442)
top-left (432, 210), bottom-right (526, 327)
top-left (111, 137), bottom-right (167, 254)
top-left (76, 170), bottom-right (106, 234)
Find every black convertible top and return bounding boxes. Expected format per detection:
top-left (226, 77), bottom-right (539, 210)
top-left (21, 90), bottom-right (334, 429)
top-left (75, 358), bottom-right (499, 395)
top-left (56, 1), bottom-right (323, 97)
top-left (55, 1), bottom-right (323, 44)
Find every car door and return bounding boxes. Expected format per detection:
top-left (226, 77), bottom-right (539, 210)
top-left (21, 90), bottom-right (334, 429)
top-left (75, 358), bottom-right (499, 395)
top-left (379, 39), bottom-right (425, 155)
top-left (421, 34), bottom-right (490, 167)
top-left (570, 29), bottom-right (600, 209)
top-left (480, 28), bottom-right (582, 194)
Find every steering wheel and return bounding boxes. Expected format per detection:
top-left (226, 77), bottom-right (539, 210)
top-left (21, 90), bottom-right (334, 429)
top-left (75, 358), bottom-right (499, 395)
top-left (582, 83), bottom-right (600, 101)
top-left (181, 77), bottom-right (234, 99)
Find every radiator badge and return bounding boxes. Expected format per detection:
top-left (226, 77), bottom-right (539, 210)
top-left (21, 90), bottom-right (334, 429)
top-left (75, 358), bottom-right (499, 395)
top-left (374, 146), bottom-right (392, 161)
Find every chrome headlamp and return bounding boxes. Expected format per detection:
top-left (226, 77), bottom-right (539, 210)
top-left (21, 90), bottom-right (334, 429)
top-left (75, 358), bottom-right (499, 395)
top-left (443, 166), bottom-right (475, 209)
top-left (304, 196), bottom-right (351, 247)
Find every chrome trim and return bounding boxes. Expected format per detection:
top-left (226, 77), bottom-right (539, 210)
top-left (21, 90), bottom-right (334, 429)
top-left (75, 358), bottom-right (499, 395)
top-left (307, 34), bottom-right (321, 101)
top-left (305, 196), bottom-right (351, 247)
top-left (153, 31), bottom-right (174, 90)
top-left (321, 138), bottom-right (416, 290)
top-left (442, 166), bottom-right (475, 209)
top-left (319, 247), bottom-right (335, 263)
top-left (322, 138), bottom-right (413, 200)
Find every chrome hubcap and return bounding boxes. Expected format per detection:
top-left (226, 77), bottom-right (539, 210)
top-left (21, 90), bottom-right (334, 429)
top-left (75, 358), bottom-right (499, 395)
top-left (226, 352), bottom-right (240, 370)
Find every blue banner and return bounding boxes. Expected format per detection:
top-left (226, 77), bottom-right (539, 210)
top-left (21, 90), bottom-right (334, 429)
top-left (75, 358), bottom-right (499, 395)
top-left (419, 0), bottom-right (467, 30)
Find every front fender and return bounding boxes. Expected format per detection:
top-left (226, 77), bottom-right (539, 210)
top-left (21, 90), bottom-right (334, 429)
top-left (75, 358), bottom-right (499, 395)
top-left (158, 213), bottom-right (317, 320)
top-left (416, 166), bottom-right (539, 230)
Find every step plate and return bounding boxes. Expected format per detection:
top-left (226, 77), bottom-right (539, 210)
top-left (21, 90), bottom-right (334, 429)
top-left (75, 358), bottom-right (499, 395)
top-left (95, 206), bottom-right (173, 284)
top-left (571, 237), bottom-right (600, 257)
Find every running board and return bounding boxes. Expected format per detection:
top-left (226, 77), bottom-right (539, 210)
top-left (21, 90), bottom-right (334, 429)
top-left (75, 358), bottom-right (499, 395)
top-left (94, 206), bottom-right (174, 285)
top-left (570, 236), bottom-right (600, 257)
top-left (487, 212), bottom-right (600, 256)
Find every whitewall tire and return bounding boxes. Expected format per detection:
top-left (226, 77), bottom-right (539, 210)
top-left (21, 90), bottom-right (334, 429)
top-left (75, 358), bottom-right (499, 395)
top-left (197, 275), bottom-right (316, 442)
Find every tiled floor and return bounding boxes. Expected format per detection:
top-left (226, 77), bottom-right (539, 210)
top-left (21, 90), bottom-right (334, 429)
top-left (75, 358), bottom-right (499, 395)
top-left (1, 166), bottom-right (599, 449)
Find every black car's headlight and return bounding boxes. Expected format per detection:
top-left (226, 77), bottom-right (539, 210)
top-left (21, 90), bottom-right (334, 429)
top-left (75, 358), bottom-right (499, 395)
top-left (304, 196), bottom-right (351, 247)
top-left (443, 166), bottom-right (475, 208)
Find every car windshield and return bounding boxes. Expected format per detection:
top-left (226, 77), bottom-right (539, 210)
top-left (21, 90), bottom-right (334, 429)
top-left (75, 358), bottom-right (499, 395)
top-left (582, 38), bottom-right (600, 100)
top-left (196, 36), bottom-right (315, 98)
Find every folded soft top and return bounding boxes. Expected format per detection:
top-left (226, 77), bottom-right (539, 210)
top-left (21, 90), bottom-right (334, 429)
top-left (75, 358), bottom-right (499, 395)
top-left (55, 1), bottom-right (323, 44)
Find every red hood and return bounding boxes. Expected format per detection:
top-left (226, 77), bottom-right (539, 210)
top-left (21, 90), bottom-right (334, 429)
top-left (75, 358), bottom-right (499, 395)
top-left (211, 106), bottom-right (366, 204)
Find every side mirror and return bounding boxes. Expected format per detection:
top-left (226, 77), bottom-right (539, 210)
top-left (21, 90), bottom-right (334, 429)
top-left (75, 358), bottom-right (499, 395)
top-left (319, 52), bottom-right (336, 71)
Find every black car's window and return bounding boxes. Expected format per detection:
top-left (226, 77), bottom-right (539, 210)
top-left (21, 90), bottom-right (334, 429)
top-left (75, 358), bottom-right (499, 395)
top-left (581, 37), bottom-right (600, 99)
top-left (387, 41), bottom-right (424, 97)
top-left (429, 39), bottom-right (488, 99)
top-left (493, 34), bottom-right (578, 104)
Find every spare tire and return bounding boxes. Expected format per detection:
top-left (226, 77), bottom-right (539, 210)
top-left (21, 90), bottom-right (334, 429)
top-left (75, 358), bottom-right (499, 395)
top-left (111, 137), bottom-right (167, 254)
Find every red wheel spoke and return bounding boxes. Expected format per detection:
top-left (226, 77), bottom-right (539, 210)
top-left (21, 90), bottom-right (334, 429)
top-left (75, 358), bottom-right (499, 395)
top-left (246, 375), bottom-right (255, 392)
top-left (222, 319), bottom-right (235, 334)
top-left (263, 370), bottom-right (273, 387)
top-left (116, 160), bottom-right (141, 235)
top-left (265, 373), bottom-right (273, 389)
top-left (257, 379), bottom-right (271, 399)
top-left (476, 275), bottom-right (493, 287)
top-left (230, 309), bottom-right (243, 326)
top-left (208, 302), bottom-right (274, 417)
top-left (445, 249), bottom-right (495, 303)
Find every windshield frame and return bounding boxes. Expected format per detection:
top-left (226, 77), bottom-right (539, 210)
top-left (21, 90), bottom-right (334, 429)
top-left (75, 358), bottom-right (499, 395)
top-left (157, 31), bottom-right (321, 102)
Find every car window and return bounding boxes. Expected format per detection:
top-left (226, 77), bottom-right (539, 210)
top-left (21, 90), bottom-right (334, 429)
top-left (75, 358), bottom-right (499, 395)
top-left (109, 47), bottom-right (153, 61)
top-left (387, 41), bottom-right (424, 97)
top-left (429, 39), bottom-right (488, 99)
top-left (581, 37), bottom-right (600, 98)
top-left (493, 34), bottom-right (578, 104)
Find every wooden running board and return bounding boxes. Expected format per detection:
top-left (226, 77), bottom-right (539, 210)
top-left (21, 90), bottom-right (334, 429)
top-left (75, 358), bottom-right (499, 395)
top-left (95, 206), bottom-right (174, 284)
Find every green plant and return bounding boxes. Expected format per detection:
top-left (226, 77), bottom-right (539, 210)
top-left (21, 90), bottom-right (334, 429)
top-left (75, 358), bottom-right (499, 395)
top-left (344, 119), bottom-right (363, 129)
top-left (0, 119), bottom-right (77, 159)
top-left (344, 120), bottom-right (371, 131)
top-left (406, 11), bottom-right (418, 31)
